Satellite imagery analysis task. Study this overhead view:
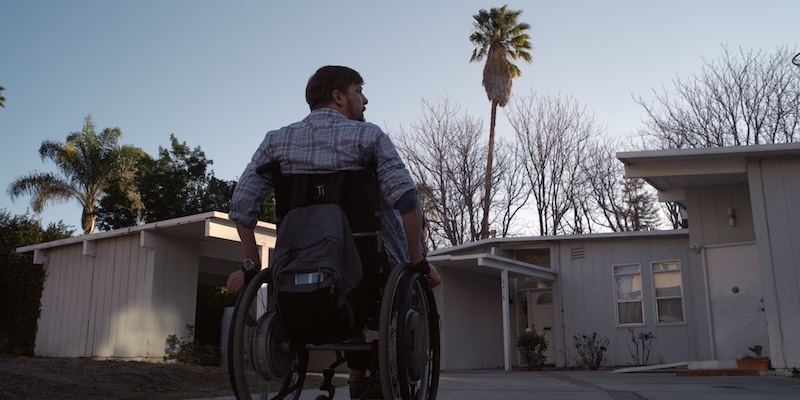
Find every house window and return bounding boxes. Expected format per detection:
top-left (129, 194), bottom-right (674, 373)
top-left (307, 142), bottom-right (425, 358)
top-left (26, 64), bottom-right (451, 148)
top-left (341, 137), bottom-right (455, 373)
top-left (652, 261), bottom-right (685, 324)
top-left (613, 263), bottom-right (643, 325)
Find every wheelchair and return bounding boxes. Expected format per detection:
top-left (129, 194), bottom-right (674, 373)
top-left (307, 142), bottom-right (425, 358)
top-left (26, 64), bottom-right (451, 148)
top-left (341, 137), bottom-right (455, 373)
top-left (227, 164), bottom-right (441, 400)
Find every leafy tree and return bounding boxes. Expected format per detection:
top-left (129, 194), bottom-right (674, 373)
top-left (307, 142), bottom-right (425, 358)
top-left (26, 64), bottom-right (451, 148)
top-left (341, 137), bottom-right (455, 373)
top-left (0, 210), bottom-right (73, 356)
top-left (134, 134), bottom-right (216, 223)
top-left (7, 115), bottom-right (142, 234)
top-left (636, 45), bottom-right (800, 149)
top-left (97, 134), bottom-right (275, 230)
top-left (0, 85), bottom-right (6, 108)
top-left (469, 4), bottom-right (532, 239)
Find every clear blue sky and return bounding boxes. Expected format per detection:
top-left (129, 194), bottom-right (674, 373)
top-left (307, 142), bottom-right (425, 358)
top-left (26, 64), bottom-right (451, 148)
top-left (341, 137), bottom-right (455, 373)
top-left (1, 0), bottom-right (797, 233)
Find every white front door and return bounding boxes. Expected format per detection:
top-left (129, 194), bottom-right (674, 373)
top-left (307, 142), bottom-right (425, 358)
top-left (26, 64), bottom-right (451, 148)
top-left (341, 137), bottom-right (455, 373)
top-left (705, 244), bottom-right (769, 361)
top-left (528, 291), bottom-right (555, 364)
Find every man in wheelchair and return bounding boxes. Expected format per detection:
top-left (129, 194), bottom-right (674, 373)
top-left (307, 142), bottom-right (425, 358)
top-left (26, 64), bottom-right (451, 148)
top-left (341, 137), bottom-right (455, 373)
top-left (226, 65), bottom-right (441, 399)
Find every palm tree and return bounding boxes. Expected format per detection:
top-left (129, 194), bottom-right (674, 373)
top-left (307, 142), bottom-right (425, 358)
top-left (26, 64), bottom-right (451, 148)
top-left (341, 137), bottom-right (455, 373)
top-left (7, 115), bottom-right (141, 234)
top-left (470, 5), bottom-right (532, 239)
top-left (0, 86), bottom-right (6, 108)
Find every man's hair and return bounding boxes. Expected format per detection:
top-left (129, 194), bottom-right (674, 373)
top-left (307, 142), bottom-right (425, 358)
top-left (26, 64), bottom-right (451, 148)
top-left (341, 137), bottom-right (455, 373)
top-left (306, 66), bottom-right (364, 110)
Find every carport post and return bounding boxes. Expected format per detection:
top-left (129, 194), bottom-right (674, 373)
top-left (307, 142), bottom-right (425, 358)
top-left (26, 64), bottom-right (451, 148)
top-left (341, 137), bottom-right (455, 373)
top-left (501, 269), bottom-right (511, 371)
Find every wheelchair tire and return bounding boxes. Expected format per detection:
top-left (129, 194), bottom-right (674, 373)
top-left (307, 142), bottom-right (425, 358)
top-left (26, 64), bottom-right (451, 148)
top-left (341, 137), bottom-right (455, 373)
top-left (228, 268), bottom-right (296, 399)
top-left (378, 264), bottom-right (440, 400)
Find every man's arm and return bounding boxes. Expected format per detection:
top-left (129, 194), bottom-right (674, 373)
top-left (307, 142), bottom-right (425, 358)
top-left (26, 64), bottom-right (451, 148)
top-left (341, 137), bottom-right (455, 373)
top-left (401, 206), bottom-right (442, 287)
top-left (226, 221), bottom-right (261, 294)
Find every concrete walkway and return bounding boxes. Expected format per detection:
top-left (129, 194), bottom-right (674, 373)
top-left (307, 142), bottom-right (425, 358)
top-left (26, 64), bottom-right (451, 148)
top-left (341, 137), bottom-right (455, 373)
top-left (192, 369), bottom-right (800, 400)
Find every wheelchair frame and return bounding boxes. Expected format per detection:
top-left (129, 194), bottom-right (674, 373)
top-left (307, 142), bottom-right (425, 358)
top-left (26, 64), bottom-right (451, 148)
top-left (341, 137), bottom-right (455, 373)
top-left (227, 165), bottom-right (440, 400)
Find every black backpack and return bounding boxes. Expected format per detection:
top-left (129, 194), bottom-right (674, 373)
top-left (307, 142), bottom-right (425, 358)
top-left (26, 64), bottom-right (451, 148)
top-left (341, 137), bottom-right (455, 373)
top-left (270, 202), bottom-right (363, 344)
top-left (261, 164), bottom-right (380, 344)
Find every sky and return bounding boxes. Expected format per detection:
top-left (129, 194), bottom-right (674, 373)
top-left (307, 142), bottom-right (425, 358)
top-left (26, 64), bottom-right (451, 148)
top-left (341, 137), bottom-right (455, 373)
top-left (1, 0), bottom-right (798, 233)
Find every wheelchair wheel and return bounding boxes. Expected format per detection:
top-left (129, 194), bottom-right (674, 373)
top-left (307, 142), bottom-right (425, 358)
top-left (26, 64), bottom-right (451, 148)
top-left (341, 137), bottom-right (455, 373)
top-left (228, 268), bottom-right (296, 399)
top-left (378, 264), bottom-right (440, 400)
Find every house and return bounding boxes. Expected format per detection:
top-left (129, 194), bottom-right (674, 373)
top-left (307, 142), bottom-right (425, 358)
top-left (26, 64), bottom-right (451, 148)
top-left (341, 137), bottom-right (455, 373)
top-left (618, 142), bottom-right (800, 375)
top-left (428, 142), bottom-right (799, 376)
top-left (19, 210), bottom-right (693, 371)
top-left (17, 143), bottom-right (799, 376)
top-left (16, 212), bottom-right (276, 361)
top-left (427, 229), bottom-right (691, 370)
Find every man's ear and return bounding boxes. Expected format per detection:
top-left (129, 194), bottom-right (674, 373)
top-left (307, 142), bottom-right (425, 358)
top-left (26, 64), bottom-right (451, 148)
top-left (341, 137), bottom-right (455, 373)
top-left (331, 89), bottom-right (346, 107)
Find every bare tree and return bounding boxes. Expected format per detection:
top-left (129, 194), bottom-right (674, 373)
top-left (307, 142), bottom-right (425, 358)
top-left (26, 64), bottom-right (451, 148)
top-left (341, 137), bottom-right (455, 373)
top-left (582, 138), bottom-right (629, 232)
top-left (582, 137), bottom-right (667, 232)
top-left (636, 45), bottom-right (800, 149)
top-left (508, 92), bottom-right (601, 236)
top-left (661, 202), bottom-right (684, 229)
top-left (392, 96), bottom-right (487, 249)
top-left (492, 138), bottom-right (531, 237)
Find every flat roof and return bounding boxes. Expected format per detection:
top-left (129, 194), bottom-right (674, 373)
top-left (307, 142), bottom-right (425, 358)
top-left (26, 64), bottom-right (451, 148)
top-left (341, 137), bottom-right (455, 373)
top-left (617, 142), bottom-right (800, 192)
top-left (16, 211), bottom-right (276, 254)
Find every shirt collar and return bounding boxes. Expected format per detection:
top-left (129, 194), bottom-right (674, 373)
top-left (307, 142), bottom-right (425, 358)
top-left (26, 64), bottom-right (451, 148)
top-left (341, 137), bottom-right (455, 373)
top-left (307, 107), bottom-right (347, 120)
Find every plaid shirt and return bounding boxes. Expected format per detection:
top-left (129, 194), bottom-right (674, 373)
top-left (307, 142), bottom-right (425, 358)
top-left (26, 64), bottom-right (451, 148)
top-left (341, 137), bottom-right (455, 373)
top-left (229, 108), bottom-right (417, 265)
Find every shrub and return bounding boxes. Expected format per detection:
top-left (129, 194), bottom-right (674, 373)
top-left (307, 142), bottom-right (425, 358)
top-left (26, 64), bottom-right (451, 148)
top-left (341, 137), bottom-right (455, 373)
top-left (164, 325), bottom-right (221, 366)
top-left (516, 326), bottom-right (548, 370)
top-left (0, 211), bottom-right (73, 356)
top-left (573, 332), bottom-right (609, 370)
top-left (627, 329), bottom-right (655, 366)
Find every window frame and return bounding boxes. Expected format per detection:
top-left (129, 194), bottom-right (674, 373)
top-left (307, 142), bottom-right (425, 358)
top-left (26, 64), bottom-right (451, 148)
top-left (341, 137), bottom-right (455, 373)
top-left (612, 262), bottom-right (645, 327)
top-left (651, 259), bottom-right (686, 325)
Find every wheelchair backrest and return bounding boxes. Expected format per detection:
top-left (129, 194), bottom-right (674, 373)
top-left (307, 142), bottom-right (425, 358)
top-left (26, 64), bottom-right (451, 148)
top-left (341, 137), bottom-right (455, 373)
top-left (262, 163), bottom-right (382, 236)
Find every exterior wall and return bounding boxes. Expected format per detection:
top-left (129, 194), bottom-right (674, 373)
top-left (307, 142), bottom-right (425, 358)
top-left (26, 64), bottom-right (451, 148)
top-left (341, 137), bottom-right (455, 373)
top-left (556, 234), bottom-right (692, 368)
top-left (36, 235), bottom-right (154, 358)
top-left (685, 184), bottom-right (755, 246)
top-left (749, 158), bottom-right (800, 370)
top-left (441, 268), bottom-right (504, 370)
top-left (35, 232), bottom-right (199, 360)
top-left (36, 242), bottom-right (94, 357)
top-left (682, 184), bottom-right (756, 362)
top-left (147, 233), bottom-right (200, 358)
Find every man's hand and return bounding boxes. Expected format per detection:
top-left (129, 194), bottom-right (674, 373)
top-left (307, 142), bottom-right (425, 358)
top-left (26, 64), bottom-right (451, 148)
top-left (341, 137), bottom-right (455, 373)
top-left (226, 270), bottom-right (246, 294)
top-left (426, 265), bottom-right (442, 288)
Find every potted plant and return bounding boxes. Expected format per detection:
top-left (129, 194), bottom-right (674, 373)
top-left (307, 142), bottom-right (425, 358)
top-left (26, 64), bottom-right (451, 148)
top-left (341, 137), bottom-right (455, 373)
top-left (736, 345), bottom-right (770, 370)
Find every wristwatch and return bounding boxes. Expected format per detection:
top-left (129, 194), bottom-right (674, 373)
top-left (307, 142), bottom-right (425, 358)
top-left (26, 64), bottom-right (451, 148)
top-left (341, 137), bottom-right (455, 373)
top-left (242, 258), bottom-right (259, 272)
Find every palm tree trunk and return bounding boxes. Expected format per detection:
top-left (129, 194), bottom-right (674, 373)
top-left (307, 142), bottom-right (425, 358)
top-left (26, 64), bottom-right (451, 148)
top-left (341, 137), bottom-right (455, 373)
top-left (81, 206), bottom-right (95, 235)
top-left (480, 100), bottom-right (498, 239)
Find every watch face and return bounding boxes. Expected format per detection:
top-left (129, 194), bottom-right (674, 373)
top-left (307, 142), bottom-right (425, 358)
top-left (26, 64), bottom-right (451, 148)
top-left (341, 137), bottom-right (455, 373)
top-left (243, 258), bottom-right (256, 271)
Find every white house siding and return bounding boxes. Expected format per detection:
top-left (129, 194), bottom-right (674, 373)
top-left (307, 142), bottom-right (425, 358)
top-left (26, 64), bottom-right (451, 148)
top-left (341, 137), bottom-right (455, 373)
top-left (36, 242), bottom-right (88, 357)
top-left (556, 235), bottom-right (692, 368)
top-left (146, 233), bottom-right (199, 358)
top-left (749, 158), bottom-right (800, 370)
top-left (34, 231), bottom-right (200, 360)
top-left (682, 185), bottom-right (762, 363)
top-left (88, 235), bottom-right (143, 358)
top-left (35, 234), bottom-right (154, 358)
top-left (441, 268), bottom-right (504, 370)
top-left (686, 185), bottom-right (755, 246)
